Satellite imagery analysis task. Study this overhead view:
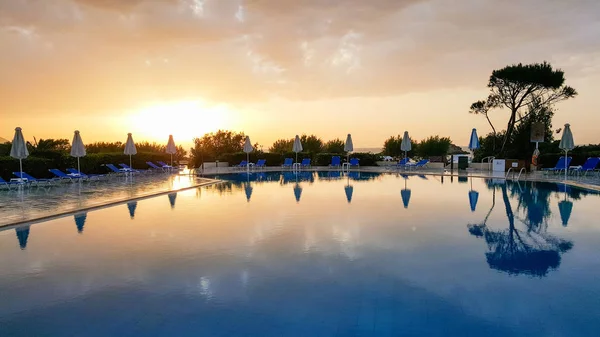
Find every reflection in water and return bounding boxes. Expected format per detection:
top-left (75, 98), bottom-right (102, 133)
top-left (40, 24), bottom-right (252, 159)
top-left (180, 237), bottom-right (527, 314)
top-left (74, 213), bottom-right (87, 234)
top-left (127, 201), bottom-right (137, 219)
top-left (469, 177), bottom-right (479, 212)
top-left (244, 183), bottom-right (253, 202)
top-left (293, 183), bottom-right (302, 203)
top-left (168, 193), bottom-right (177, 209)
top-left (15, 225), bottom-right (30, 250)
top-left (468, 182), bottom-right (574, 277)
top-left (401, 175), bottom-right (411, 209)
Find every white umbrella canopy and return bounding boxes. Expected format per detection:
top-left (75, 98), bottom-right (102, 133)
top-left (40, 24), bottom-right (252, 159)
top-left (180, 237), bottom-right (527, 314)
top-left (292, 135), bottom-right (303, 163)
top-left (166, 135), bottom-right (177, 166)
top-left (243, 136), bottom-right (253, 173)
top-left (468, 128), bottom-right (480, 151)
top-left (124, 133), bottom-right (137, 169)
top-left (559, 124), bottom-right (575, 180)
top-left (344, 134), bottom-right (353, 163)
top-left (70, 130), bottom-right (86, 174)
top-left (10, 127), bottom-right (29, 181)
top-left (400, 131), bottom-right (411, 159)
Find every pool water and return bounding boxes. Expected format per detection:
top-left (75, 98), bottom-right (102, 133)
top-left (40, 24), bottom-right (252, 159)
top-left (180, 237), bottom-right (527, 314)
top-left (1, 172), bottom-right (599, 336)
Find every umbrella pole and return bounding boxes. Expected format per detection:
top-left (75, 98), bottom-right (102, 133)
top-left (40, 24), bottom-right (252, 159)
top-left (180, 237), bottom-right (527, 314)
top-left (19, 159), bottom-right (23, 182)
top-left (77, 157), bottom-right (81, 174)
top-left (171, 154), bottom-right (173, 167)
top-left (129, 155), bottom-right (132, 170)
top-left (565, 150), bottom-right (568, 181)
top-left (295, 152), bottom-right (298, 164)
top-left (247, 152), bottom-right (249, 174)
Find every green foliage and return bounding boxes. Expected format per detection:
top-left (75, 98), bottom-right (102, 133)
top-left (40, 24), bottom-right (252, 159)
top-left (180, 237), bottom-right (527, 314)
top-left (269, 138), bottom-right (294, 153)
top-left (190, 130), bottom-right (247, 167)
top-left (33, 138), bottom-right (70, 152)
top-left (300, 134), bottom-right (323, 153)
top-left (0, 142), bottom-right (11, 156)
top-left (383, 135), bottom-right (403, 157)
top-left (86, 141), bottom-right (186, 159)
top-left (218, 152), bottom-right (287, 166)
top-left (416, 136), bottom-right (451, 157)
top-left (471, 61), bottom-right (577, 154)
top-left (323, 138), bottom-right (345, 153)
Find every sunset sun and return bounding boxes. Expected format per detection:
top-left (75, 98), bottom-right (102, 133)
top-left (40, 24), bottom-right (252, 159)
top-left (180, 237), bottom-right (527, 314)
top-left (130, 100), bottom-right (231, 143)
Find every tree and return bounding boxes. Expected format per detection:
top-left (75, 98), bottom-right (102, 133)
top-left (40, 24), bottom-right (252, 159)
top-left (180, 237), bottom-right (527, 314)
top-left (190, 130), bottom-right (246, 166)
top-left (33, 138), bottom-right (70, 152)
top-left (471, 62), bottom-right (577, 154)
top-left (323, 138), bottom-right (345, 153)
top-left (416, 136), bottom-right (452, 157)
top-left (300, 134), bottom-right (323, 153)
top-left (383, 135), bottom-right (403, 157)
top-left (269, 138), bottom-right (294, 153)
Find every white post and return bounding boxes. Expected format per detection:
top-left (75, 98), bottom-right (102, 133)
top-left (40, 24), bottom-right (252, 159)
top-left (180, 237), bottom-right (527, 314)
top-left (565, 150), bottom-right (568, 181)
top-left (77, 157), bottom-right (81, 174)
top-left (19, 159), bottom-right (23, 182)
top-left (247, 152), bottom-right (249, 174)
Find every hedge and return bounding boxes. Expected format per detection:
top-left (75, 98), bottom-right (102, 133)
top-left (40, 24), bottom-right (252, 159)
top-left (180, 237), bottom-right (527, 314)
top-left (538, 151), bottom-right (600, 168)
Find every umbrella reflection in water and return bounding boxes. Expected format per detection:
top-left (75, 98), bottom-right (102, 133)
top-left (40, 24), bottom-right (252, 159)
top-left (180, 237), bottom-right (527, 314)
top-left (168, 193), bottom-right (177, 209)
top-left (558, 184), bottom-right (573, 226)
top-left (127, 201), bottom-right (137, 219)
top-left (400, 174), bottom-right (411, 209)
top-left (74, 213), bottom-right (87, 233)
top-left (15, 225), bottom-right (30, 250)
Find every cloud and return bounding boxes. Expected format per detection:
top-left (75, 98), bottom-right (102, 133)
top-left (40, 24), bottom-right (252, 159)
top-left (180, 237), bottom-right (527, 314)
top-left (1, 0), bottom-right (599, 115)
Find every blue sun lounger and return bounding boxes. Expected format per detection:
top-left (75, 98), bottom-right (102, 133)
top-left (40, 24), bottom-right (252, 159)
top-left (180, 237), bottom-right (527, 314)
top-left (49, 169), bottom-right (83, 181)
top-left (12, 172), bottom-right (54, 185)
top-left (329, 156), bottom-right (341, 169)
top-left (396, 158), bottom-right (411, 170)
top-left (282, 158), bottom-right (293, 169)
top-left (569, 157), bottom-right (600, 176)
top-left (301, 158), bottom-right (311, 169)
top-left (542, 156), bottom-right (572, 174)
top-left (349, 158), bottom-right (359, 168)
top-left (67, 168), bottom-right (105, 180)
top-left (119, 163), bottom-right (144, 173)
top-left (0, 177), bottom-right (22, 189)
top-left (106, 164), bottom-right (128, 174)
top-left (147, 161), bottom-right (167, 172)
top-left (255, 159), bottom-right (267, 169)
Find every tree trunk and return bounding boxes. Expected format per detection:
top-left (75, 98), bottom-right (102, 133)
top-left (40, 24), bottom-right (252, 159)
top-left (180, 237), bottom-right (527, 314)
top-left (499, 109), bottom-right (517, 155)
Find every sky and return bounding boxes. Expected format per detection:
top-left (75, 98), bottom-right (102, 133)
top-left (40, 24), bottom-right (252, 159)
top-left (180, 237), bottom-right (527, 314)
top-left (1, 0), bottom-right (600, 150)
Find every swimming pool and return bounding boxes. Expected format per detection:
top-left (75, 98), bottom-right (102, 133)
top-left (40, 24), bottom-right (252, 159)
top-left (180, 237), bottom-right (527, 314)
top-left (1, 171), bottom-right (599, 336)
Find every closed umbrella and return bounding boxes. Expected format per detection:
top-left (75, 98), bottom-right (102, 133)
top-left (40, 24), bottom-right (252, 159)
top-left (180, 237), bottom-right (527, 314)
top-left (559, 124), bottom-right (574, 181)
top-left (244, 182), bottom-right (253, 202)
top-left (70, 130), bottom-right (86, 174)
top-left (166, 135), bottom-right (177, 167)
top-left (293, 176), bottom-right (303, 203)
top-left (344, 134), bottom-right (354, 165)
top-left (292, 135), bottom-right (303, 165)
top-left (400, 131), bottom-right (411, 160)
top-left (243, 136), bottom-right (253, 174)
top-left (468, 128), bottom-right (479, 165)
top-left (558, 183), bottom-right (573, 226)
top-left (74, 213), bottom-right (87, 233)
top-left (124, 133), bottom-right (137, 170)
top-left (10, 127), bottom-right (29, 182)
top-left (401, 174), bottom-right (411, 209)
top-left (168, 192), bottom-right (177, 209)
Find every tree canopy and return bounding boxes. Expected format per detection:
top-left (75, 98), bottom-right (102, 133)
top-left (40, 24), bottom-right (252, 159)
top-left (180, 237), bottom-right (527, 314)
top-left (323, 138), bottom-right (345, 153)
top-left (470, 62), bottom-right (577, 155)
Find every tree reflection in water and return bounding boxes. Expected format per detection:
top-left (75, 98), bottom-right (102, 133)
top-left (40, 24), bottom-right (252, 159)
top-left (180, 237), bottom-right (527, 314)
top-left (468, 181), bottom-right (573, 277)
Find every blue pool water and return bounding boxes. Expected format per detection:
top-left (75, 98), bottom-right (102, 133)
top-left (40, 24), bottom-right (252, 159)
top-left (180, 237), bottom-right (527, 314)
top-left (1, 171), bottom-right (600, 336)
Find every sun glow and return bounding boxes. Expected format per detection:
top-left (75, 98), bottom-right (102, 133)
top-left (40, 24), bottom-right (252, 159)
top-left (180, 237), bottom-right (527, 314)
top-left (129, 100), bottom-right (231, 144)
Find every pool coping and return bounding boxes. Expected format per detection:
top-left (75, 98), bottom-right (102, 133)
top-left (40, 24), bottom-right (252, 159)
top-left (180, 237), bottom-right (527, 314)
top-left (0, 177), bottom-right (222, 231)
top-left (3, 167), bottom-right (598, 230)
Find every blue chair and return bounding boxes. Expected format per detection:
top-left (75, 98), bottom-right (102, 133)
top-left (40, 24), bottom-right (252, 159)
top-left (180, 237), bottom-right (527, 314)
top-left (282, 158), bottom-right (293, 169)
top-left (12, 172), bottom-right (54, 185)
top-left (49, 169), bottom-right (82, 181)
top-left (236, 160), bottom-right (248, 170)
top-left (158, 161), bottom-right (176, 170)
top-left (396, 158), bottom-right (411, 170)
top-left (349, 158), bottom-right (360, 168)
top-left (0, 176), bottom-right (21, 189)
top-left (255, 159), bottom-right (266, 169)
top-left (329, 156), bottom-right (341, 169)
top-left (106, 164), bottom-right (128, 174)
top-left (542, 156), bottom-right (572, 174)
top-left (146, 161), bottom-right (167, 172)
top-left (407, 159), bottom-right (429, 170)
top-left (569, 157), bottom-right (600, 176)
top-left (67, 168), bottom-right (105, 180)
top-left (301, 158), bottom-right (311, 168)
top-left (119, 163), bottom-right (144, 173)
